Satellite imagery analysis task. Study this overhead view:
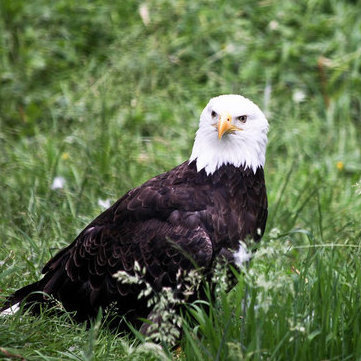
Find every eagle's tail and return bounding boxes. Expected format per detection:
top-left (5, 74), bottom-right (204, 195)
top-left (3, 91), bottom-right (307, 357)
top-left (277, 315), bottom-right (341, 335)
top-left (0, 275), bottom-right (54, 316)
top-left (1, 247), bottom-right (73, 317)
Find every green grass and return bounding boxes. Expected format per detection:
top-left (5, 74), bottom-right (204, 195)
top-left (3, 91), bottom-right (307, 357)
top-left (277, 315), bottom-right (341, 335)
top-left (1, 0), bottom-right (361, 359)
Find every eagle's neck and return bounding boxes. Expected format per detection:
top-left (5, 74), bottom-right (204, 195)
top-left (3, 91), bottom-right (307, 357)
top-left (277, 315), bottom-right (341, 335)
top-left (189, 125), bottom-right (267, 175)
top-left (188, 160), bottom-right (264, 185)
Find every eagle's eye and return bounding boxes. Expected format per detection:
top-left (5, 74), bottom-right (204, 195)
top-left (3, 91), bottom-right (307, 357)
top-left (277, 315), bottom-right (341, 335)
top-left (237, 115), bottom-right (247, 123)
top-left (211, 110), bottom-right (217, 118)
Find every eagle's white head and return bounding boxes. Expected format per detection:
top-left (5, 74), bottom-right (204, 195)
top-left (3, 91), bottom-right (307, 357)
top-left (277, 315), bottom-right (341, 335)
top-left (190, 94), bottom-right (269, 175)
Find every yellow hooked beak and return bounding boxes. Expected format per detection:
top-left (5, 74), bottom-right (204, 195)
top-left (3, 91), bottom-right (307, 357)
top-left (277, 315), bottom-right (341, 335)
top-left (217, 112), bottom-right (242, 139)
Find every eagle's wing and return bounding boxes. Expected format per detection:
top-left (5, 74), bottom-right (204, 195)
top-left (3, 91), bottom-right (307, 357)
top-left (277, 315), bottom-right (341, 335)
top-left (39, 163), bottom-right (214, 320)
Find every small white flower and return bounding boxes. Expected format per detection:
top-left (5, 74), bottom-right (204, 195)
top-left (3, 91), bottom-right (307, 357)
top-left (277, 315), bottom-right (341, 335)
top-left (97, 198), bottom-right (111, 209)
top-left (225, 43), bottom-right (236, 53)
top-left (139, 3), bottom-right (150, 26)
top-left (269, 227), bottom-right (281, 239)
top-left (354, 180), bottom-right (361, 196)
top-left (269, 20), bottom-right (279, 31)
top-left (64, 135), bottom-right (77, 144)
top-left (51, 176), bottom-right (66, 190)
top-left (293, 89), bottom-right (306, 103)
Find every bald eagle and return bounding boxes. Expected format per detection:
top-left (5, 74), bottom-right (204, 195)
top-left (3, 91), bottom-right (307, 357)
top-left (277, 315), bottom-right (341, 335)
top-left (1, 94), bottom-right (268, 333)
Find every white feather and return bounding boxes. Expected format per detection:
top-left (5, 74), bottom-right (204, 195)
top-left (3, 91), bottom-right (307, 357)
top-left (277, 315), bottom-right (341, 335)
top-left (190, 94), bottom-right (269, 175)
top-left (0, 302), bottom-right (20, 316)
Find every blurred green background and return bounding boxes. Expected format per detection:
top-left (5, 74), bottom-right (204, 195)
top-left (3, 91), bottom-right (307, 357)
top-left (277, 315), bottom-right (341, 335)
top-left (1, 0), bottom-right (361, 360)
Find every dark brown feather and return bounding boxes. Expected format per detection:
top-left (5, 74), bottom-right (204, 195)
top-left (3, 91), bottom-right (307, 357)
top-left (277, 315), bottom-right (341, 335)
top-left (1, 160), bottom-right (267, 328)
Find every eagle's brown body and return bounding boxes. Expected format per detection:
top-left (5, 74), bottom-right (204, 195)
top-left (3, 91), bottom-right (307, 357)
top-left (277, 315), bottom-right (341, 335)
top-left (1, 160), bottom-right (267, 327)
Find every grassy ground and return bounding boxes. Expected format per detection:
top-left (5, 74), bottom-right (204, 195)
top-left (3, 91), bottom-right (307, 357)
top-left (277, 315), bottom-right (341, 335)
top-left (1, 0), bottom-right (361, 359)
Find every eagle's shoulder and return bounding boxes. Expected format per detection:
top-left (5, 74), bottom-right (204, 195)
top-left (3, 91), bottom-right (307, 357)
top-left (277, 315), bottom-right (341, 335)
top-left (110, 160), bottom-right (211, 221)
